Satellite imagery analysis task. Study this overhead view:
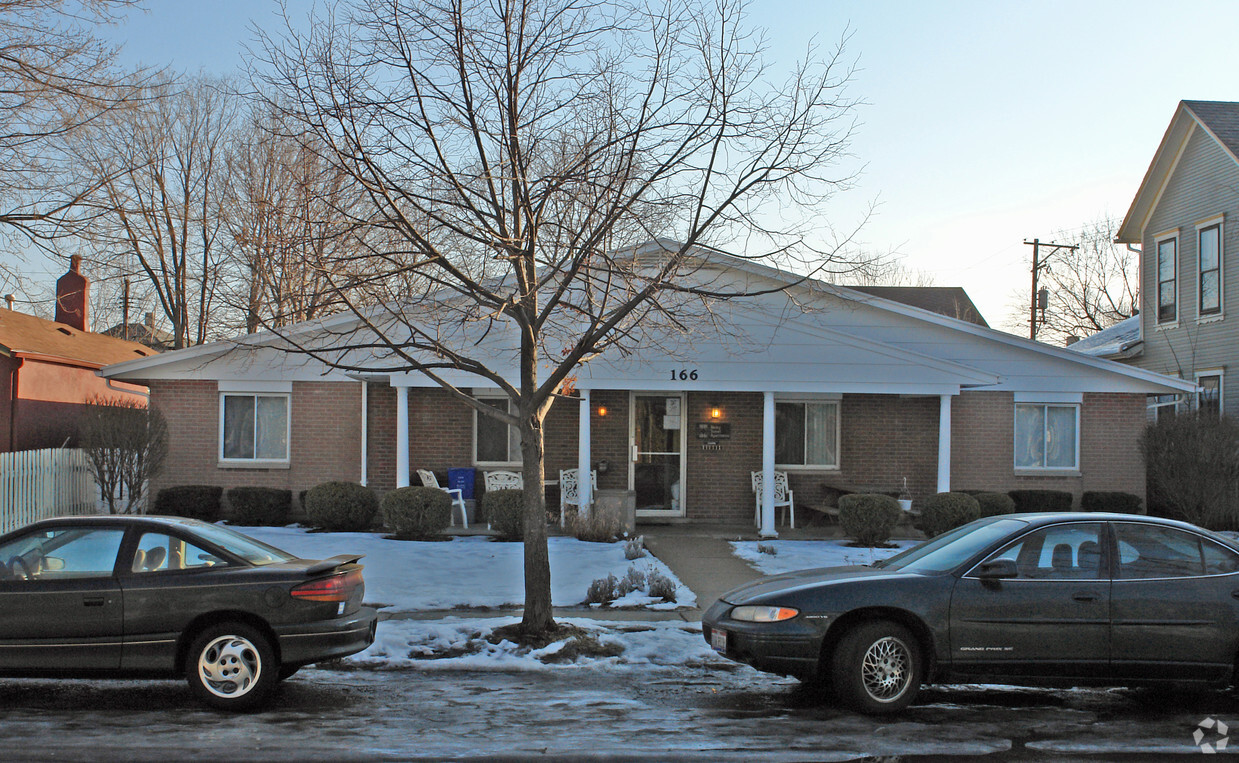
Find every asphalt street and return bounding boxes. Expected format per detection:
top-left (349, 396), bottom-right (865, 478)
top-left (1, 663), bottom-right (1235, 760)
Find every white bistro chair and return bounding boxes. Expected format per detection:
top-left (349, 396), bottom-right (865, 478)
top-left (417, 469), bottom-right (469, 529)
top-left (558, 468), bottom-right (598, 527)
top-left (483, 470), bottom-right (524, 492)
top-left (751, 470), bottom-right (795, 529)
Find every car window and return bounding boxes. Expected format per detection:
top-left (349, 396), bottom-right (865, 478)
top-left (878, 518), bottom-right (1028, 573)
top-left (0, 527), bottom-right (125, 580)
top-left (131, 532), bottom-right (226, 573)
top-left (1115, 523), bottom-right (1209, 579)
top-left (1203, 541), bottom-right (1239, 575)
top-left (183, 523), bottom-right (295, 566)
top-left (979, 523), bottom-right (1103, 580)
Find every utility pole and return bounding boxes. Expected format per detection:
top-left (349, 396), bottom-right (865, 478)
top-left (1024, 238), bottom-right (1079, 340)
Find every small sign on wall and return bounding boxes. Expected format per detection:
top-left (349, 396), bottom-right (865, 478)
top-left (695, 422), bottom-right (731, 444)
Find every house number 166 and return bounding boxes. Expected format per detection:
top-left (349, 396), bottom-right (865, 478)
top-left (670, 369), bottom-right (699, 381)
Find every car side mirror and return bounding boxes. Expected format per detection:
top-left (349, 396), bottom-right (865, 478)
top-left (975, 559), bottom-right (1018, 579)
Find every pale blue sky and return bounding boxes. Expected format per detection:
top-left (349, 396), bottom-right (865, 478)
top-left (105, 0), bottom-right (1239, 331)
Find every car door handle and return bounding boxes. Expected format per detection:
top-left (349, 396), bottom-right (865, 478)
top-left (1231, 590), bottom-right (1239, 600)
top-left (83, 595), bottom-right (106, 607)
top-left (1072, 592), bottom-right (1097, 602)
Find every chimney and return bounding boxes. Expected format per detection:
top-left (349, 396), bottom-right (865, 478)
top-left (1066, 335), bottom-right (1081, 346)
top-left (145, 311), bottom-right (155, 328)
top-left (55, 255), bottom-right (89, 331)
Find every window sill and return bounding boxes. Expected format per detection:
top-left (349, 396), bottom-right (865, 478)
top-left (1014, 468), bottom-right (1081, 478)
top-left (217, 461), bottom-right (291, 470)
top-left (1197, 313), bottom-right (1225, 324)
top-left (775, 465), bottom-right (842, 472)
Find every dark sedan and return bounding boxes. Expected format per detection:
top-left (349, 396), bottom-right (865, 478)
top-left (0, 515), bottom-right (377, 710)
top-left (703, 513), bottom-right (1239, 714)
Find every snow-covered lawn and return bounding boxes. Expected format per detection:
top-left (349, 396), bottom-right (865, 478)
top-left (350, 616), bottom-right (727, 672)
top-left (730, 538), bottom-right (922, 576)
top-left (240, 526), bottom-right (695, 612)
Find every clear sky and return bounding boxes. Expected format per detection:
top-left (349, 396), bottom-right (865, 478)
top-left (103, 0), bottom-right (1239, 334)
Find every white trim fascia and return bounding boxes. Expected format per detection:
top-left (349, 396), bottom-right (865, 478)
top-left (828, 285), bottom-right (1198, 395)
top-left (218, 380), bottom-right (292, 393)
top-left (1014, 391), bottom-right (1083, 404)
top-left (1138, 123), bottom-right (1195, 242)
top-left (1117, 106), bottom-right (1197, 244)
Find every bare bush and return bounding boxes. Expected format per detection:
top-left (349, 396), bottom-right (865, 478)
top-left (78, 395), bottom-right (168, 514)
top-left (1142, 412), bottom-right (1239, 530)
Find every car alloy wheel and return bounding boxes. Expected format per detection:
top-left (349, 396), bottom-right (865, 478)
top-left (860, 635), bottom-right (912, 702)
top-left (185, 622), bottom-right (278, 711)
top-left (831, 620), bottom-right (922, 714)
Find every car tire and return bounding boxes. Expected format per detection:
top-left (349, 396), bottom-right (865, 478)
top-left (185, 622), bottom-right (278, 711)
top-left (831, 620), bottom-right (921, 714)
top-left (277, 665), bottom-right (301, 682)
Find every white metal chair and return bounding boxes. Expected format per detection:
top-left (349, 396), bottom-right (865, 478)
top-left (483, 470), bottom-right (523, 492)
top-left (751, 470), bottom-right (795, 529)
top-left (417, 469), bottom-right (469, 528)
top-left (559, 468), bottom-right (598, 527)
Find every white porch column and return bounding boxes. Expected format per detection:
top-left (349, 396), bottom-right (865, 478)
top-left (937, 394), bottom-right (952, 493)
top-left (760, 391), bottom-right (777, 538)
top-left (578, 389), bottom-right (592, 513)
top-left (360, 381), bottom-right (368, 486)
top-left (396, 385), bottom-right (410, 488)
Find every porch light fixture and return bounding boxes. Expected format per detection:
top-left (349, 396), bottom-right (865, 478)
top-left (597, 405), bottom-right (608, 417)
top-left (710, 405), bottom-right (722, 419)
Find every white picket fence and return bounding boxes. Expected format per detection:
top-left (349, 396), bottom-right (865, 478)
top-left (0, 448), bottom-right (95, 534)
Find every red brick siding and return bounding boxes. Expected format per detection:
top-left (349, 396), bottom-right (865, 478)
top-left (951, 391), bottom-right (1147, 505)
top-left (149, 380), bottom-right (363, 501)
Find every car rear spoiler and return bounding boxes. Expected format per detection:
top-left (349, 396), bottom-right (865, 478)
top-left (305, 554), bottom-right (364, 576)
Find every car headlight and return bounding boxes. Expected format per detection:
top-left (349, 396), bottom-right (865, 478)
top-left (730, 605), bottom-right (799, 622)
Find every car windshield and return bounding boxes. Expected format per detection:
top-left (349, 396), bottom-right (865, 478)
top-left (188, 523), bottom-right (296, 566)
top-left (875, 517), bottom-right (1028, 573)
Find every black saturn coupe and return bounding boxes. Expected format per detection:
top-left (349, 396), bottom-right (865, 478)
top-left (704, 513), bottom-right (1239, 713)
top-left (0, 515), bottom-right (377, 710)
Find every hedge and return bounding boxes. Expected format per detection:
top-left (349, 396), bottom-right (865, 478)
top-left (382, 486), bottom-right (452, 538)
top-left (483, 489), bottom-right (524, 540)
top-left (1081, 491), bottom-right (1142, 514)
top-left (1008, 489), bottom-right (1073, 513)
top-left (838, 493), bottom-right (903, 547)
top-left (919, 492), bottom-right (981, 538)
top-left (154, 485), bottom-right (222, 522)
top-left (974, 491), bottom-right (1016, 518)
top-left (226, 487), bottom-right (292, 526)
top-left (304, 481), bottom-right (379, 532)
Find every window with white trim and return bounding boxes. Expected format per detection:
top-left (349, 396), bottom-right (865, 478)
top-left (1157, 236), bottom-right (1177, 324)
top-left (474, 396), bottom-right (521, 465)
top-left (220, 393), bottom-right (289, 462)
top-left (1197, 372), bottom-right (1222, 418)
top-left (1199, 223), bottom-right (1222, 316)
top-left (1015, 403), bottom-right (1079, 470)
top-left (775, 400), bottom-right (839, 468)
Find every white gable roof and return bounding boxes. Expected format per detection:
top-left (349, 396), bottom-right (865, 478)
top-left (101, 243), bottom-right (1194, 396)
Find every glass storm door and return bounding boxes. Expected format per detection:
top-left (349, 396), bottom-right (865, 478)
top-left (631, 394), bottom-right (685, 517)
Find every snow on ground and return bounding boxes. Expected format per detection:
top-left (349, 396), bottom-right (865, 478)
top-left (239, 526), bottom-right (696, 611)
top-left (348, 616), bottom-right (728, 672)
top-left (730, 539), bottom-right (921, 576)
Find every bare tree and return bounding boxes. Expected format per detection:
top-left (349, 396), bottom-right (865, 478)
top-left (73, 77), bottom-right (238, 347)
top-left (1005, 218), bottom-right (1138, 344)
top-left (0, 0), bottom-right (149, 261)
top-left (221, 104), bottom-right (363, 332)
top-left (255, 0), bottom-right (866, 635)
top-left (79, 395), bottom-right (168, 514)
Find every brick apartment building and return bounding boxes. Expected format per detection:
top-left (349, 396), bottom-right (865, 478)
top-left (101, 244), bottom-right (1191, 533)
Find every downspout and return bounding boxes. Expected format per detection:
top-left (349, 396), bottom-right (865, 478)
top-left (8, 358), bottom-right (20, 451)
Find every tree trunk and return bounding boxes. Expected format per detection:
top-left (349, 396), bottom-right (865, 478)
top-left (518, 402), bottom-right (554, 632)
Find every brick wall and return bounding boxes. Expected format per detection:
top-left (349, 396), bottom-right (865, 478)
top-left (951, 391), bottom-right (1147, 504)
top-left (150, 380), bottom-right (364, 502)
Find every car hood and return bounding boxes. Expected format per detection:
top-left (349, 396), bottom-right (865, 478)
top-left (718, 565), bottom-right (910, 605)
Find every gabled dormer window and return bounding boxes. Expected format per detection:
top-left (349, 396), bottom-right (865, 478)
top-left (1157, 235), bottom-right (1178, 324)
top-left (1199, 221), bottom-right (1222, 317)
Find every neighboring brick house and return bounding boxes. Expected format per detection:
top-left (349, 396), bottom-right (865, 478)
top-left (1096, 100), bottom-right (1239, 418)
top-left (101, 244), bottom-right (1191, 532)
top-left (0, 257), bottom-right (154, 451)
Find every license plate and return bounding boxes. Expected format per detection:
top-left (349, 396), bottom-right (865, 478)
top-left (710, 628), bottom-right (727, 653)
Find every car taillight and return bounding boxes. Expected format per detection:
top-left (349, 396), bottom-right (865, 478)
top-left (291, 569), bottom-right (362, 602)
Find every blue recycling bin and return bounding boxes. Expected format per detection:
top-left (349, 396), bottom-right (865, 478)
top-left (448, 468), bottom-right (476, 500)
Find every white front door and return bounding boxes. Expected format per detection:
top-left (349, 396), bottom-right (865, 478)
top-left (630, 393), bottom-right (686, 518)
